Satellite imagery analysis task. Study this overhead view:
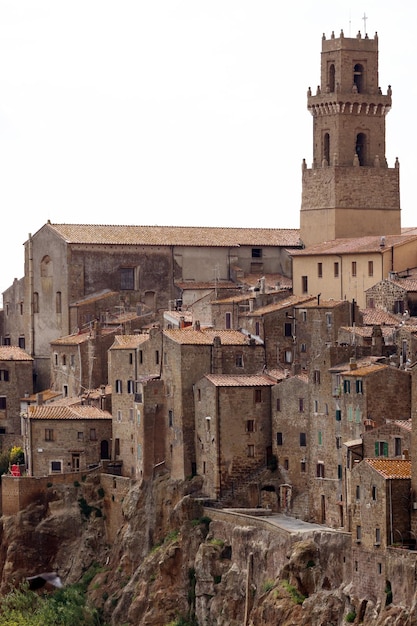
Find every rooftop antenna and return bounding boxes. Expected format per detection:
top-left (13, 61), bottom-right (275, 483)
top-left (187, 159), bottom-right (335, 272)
top-left (362, 12), bottom-right (368, 36)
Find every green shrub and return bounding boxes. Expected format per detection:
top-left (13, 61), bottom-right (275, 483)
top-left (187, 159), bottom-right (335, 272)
top-left (282, 580), bottom-right (306, 605)
top-left (262, 579), bottom-right (275, 593)
top-left (346, 610), bottom-right (356, 623)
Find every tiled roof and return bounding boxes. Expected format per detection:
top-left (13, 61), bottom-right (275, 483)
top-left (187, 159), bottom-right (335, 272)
top-left (343, 363), bottom-right (387, 377)
top-left (28, 404), bottom-right (112, 420)
top-left (23, 389), bottom-right (62, 403)
top-left (204, 374), bottom-right (275, 387)
top-left (297, 298), bottom-right (345, 309)
top-left (361, 308), bottom-right (399, 326)
top-left (163, 328), bottom-right (255, 345)
top-left (365, 458), bottom-right (411, 479)
top-left (110, 334), bottom-right (150, 349)
top-left (391, 278), bottom-right (417, 292)
top-left (46, 223), bottom-right (301, 248)
top-left (339, 326), bottom-right (395, 341)
top-left (329, 356), bottom-right (383, 373)
top-left (247, 295), bottom-right (316, 316)
top-left (291, 234), bottom-right (417, 256)
top-left (175, 281), bottom-right (237, 290)
top-left (71, 289), bottom-right (118, 305)
top-left (0, 346), bottom-right (33, 361)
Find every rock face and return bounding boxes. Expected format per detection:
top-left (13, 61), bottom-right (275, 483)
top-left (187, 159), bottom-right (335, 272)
top-left (0, 473), bottom-right (416, 625)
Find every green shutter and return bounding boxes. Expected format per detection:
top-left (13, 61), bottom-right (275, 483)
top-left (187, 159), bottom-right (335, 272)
top-left (383, 442), bottom-right (389, 457)
top-left (375, 441), bottom-right (379, 457)
top-left (336, 409), bottom-right (341, 421)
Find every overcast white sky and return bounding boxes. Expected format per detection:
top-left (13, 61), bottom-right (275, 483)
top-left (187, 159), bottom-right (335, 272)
top-left (0, 1), bottom-right (416, 299)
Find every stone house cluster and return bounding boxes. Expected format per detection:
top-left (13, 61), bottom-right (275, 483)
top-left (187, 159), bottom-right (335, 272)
top-left (3, 27), bottom-right (417, 604)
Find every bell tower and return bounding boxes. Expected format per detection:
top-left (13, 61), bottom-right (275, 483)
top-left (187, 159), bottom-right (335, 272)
top-left (300, 30), bottom-right (401, 247)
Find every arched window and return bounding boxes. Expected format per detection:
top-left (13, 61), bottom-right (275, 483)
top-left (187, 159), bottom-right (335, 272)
top-left (355, 133), bottom-right (366, 165)
top-left (323, 133), bottom-right (330, 164)
top-left (353, 63), bottom-right (364, 93)
top-left (329, 64), bottom-right (335, 92)
top-left (40, 255), bottom-right (52, 278)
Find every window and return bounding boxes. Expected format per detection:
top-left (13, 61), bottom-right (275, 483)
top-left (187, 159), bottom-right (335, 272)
top-left (356, 485), bottom-right (360, 500)
top-left (284, 322), bottom-right (292, 337)
top-left (276, 398), bottom-right (281, 412)
top-left (317, 262), bottom-right (323, 278)
top-left (343, 379), bottom-right (351, 394)
top-left (252, 248), bottom-right (262, 258)
top-left (314, 399), bottom-right (318, 413)
top-left (137, 410), bottom-right (141, 424)
top-left (129, 352), bottom-right (133, 365)
top-left (301, 461), bottom-right (306, 473)
top-left (254, 389), bottom-right (262, 403)
top-left (225, 312), bottom-right (231, 329)
top-left (70, 354), bottom-right (75, 367)
top-left (334, 262), bottom-right (339, 278)
top-left (33, 292), bottom-right (39, 313)
top-left (0, 370), bottom-right (9, 382)
top-left (62, 354), bottom-right (66, 366)
top-left (120, 268), bottom-right (135, 290)
top-left (284, 350), bottom-right (292, 363)
top-left (155, 350), bottom-right (159, 365)
top-left (336, 436), bottom-right (342, 449)
top-left (355, 407), bottom-right (361, 423)
top-left (235, 354), bottom-right (243, 368)
top-left (318, 431), bottom-right (322, 445)
top-left (284, 458), bottom-right (289, 470)
top-left (326, 313), bottom-right (332, 327)
top-left (356, 379), bottom-right (363, 394)
top-left (18, 337), bottom-right (25, 349)
top-left (375, 441), bottom-right (388, 457)
top-left (317, 463), bottom-right (325, 478)
top-left (0, 397), bottom-right (6, 410)
top-left (375, 528), bottom-right (381, 545)
top-left (356, 526), bottom-right (362, 542)
top-left (352, 261), bottom-right (357, 277)
top-left (246, 419), bottom-right (255, 432)
top-left (115, 438), bottom-right (120, 456)
top-left (335, 409), bottom-right (341, 421)
top-left (313, 370), bottom-right (320, 384)
top-left (139, 350), bottom-right (143, 364)
top-left (117, 410), bottom-right (122, 422)
top-left (90, 428), bottom-right (97, 441)
top-left (276, 432), bottom-right (283, 445)
top-left (115, 379), bottom-right (122, 394)
top-left (127, 380), bottom-right (134, 394)
top-left (300, 310), bottom-right (307, 322)
top-left (299, 398), bottom-right (304, 412)
top-left (51, 460), bottom-right (62, 473)
top-left (56, 291), bottom-right (62, 314)
top-left (372, 485), bottom-right (377, 500)
top-left (45, 429), bottom-right (54, 441)
top-left (395, 437), bottom-right (402, 457)
top-left (3, 337), bottom-right (11, 346)
top-left (338, 464), bottom-right (342, 479)
top-left (247, 444), bottom-right (255, 458)
top-left (368, 261), bottom-right (374, 277)
top-left (168, 410), bottom-right (173, 427)
top-left (77, 432), bottom-right (83, 440)
top-left (301, 276), bottom-right (308, 294)
top-left (300, 432), bottom-right (306, 447)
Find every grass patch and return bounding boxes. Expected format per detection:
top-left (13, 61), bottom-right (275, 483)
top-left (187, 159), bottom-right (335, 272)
top-left (346, 610), bottom-right (356, 623)
top-left (282, 580), bottom-right (306, 605)
top-left (262, 579), bottom-right (275, 593)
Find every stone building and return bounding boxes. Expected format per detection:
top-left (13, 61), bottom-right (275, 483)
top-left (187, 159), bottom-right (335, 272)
top-left (23, 404), bottom-right (112, 476)
top-left (194, 373), bottom-right (274, 501)
top-left (271, 373), bottom-right (310, 518)
top-left (300, 31), bottom-right (400, 248)
top-left (365, 271), bottom-right (417, 316)
top-left (350, 459), bottom-right (411, 602)
top-left (0, 346), bottom-right (33, 447)
top-left (2, 222), bottom-right (300, 391)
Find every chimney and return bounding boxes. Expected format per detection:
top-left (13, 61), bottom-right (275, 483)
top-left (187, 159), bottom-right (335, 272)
top-left (349, 358), bottom-right (357, 370)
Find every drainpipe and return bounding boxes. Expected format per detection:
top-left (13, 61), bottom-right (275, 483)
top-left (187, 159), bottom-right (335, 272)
top-left (389, 479), bottom-right (393, 545)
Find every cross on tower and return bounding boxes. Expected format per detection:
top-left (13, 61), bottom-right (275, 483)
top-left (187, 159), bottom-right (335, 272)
top-left (362, 12), bottom-right (368, 35)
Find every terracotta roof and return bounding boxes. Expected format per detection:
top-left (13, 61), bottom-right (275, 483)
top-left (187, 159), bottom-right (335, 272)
top-left (28, 404), bottom-right (112, 420)
top-left (339, 326), bottom-right (395, 341)
top-left (361, 308), bottom-right (399, 326)
top-left (343, 363), bottom-right (387, 377)
top-left (45, 223), bottom-right (301, 248)
top-left (0, 346), bottom-right (33, 361)
top-left (297, 299), bottom-right (345, 309)
top-left (393, 419), bottom-right (412, 431)
top-left (176, 281), bottom-right (237, 290)
top-left (204, 374), bottom-right (275, 387)
top-left (247, 295), bottom-right (316, 316)
top-left (291, 234), bottom-right (417, 256)
top-left (71, 289), bottom-right (118, 305)
top-left (23, 389), bottom-right (62, 403)
top-left (329, 356), bottom-right (383, 373)
top-left (110, 334), bottom-right (150, 349)
top-left (365, 458), bottom-right (411, 479)
top-left (163, 328), bottom-right (257, 345)
top-left (391, 278), bottom-right (417, 292)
